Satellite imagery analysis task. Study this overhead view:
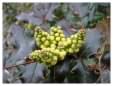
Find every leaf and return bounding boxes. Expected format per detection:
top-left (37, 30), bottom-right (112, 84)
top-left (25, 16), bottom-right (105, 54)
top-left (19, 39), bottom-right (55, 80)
top-left (102, 52), bottom-right (110, 67)
top-left (16, 12), bottom-right (43, 25)
top-left (55, 60), bottom-right (70, 75)
top-left (97, 69), bottom-right (110, 83)
top-left (33, 3), bottom-right (51, 18)
top-left (57, 19), bottom-right (72, 36)
top-left (66, 10), bottom-right (79, 23)
top-left (3, 69), bottom-right (13, 83)
top-left (5, 24), bottom-right (36, 67)
top-left (33, 3), bottom-right (59, 21)
top-left (68, 60), bottom-right (87, 83)
top-left (45, 4), bottom-right (59, 21)
top-left (83, 58), bottom-right (97, 66)
top-left (85, 29), bottom-right (102, 54)
top-left (71, 60), bottom-right (86, 74)
top-left (21, 63), bottom-right (48, 83)
top-left (70, 59), bottom-right (98, 83)
top-left (53, 58), bottom-right (70, 83)
top-left (3, 68), bottom-right (23, 83)
top-left (69, 3), bottom-right (89, 17)
top-left (88, 4), bottom-right (96, 21)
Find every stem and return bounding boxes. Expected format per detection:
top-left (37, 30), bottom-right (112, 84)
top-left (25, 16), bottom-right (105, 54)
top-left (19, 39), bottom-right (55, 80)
top-left (5, 60), bottom-right (36, 69)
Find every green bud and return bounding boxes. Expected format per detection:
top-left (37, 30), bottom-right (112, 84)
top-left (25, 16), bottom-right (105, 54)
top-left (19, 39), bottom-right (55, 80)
top-left (52, 41), bottom-right (56, 44)
top-left (27, 23), bottom-right (32, 30)
top-left (50, 44), bottom-right (56, 48)
top-left (68, 48), bottom-right (73, 53)
top-left (71, 44), bottom-right (75, 48)
top-left (38, 34), bottom-right (41, 38)
top-left (59, 51), bottom-right (66, 60)
top-left (44, 40), bottom-right (50, 46)
top-left (53, 56), bottom-right (58, 62)
top-left (41, 37), bottom-right (46, 42)
top-left (49, 36), bottom-right (54, 40)
top-left (51, 27), bottom-right (58, 32)
top-left (56, 37), bottom-right (61, 41)
top-left (43, 31), bottom-right (48, 36)
top-left (40, 45), bottom-right (45, 49)
top-left (70, 35), bottom-right (74, 38)
top-left (50, 31), bottom-right (54, 35)
top-left (55, 33), bottom-right (59, 37)
top-left (51, 57), bottom-right (57, 65)
top-left (78, 40), bottom-right (84, 44)
top-left (76, 43), bottom-right (82, 48)
top-left (61, 38), bottom-right (65, 41)
top-left (72, 39), bottom-right (77, 44)
top-left (74, 34), bottom-right (78, 38)
top-left (63, 42), bottom-right (68, 46)
top-left (54, 49), bottom-right (60, 54)
top-left (74, 48), bottom-right (79, 53)
top-left (66, 38), bottom-right (71, 44)
top-left (60, 33), bottom-right (64, 37)
top-left (46, 58), bottom-right (52, 63)
top-left (58, 41), bottom-right (63, 46)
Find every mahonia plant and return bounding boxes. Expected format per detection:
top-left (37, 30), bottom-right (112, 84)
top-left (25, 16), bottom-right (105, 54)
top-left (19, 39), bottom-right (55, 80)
top-left (27, 25), bottom-right (86, 67)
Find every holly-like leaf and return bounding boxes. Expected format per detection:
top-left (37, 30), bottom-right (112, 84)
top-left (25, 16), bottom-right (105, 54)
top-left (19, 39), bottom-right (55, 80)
top-left (21, 63), bottom-right (48, 83)
top-left (85, 29), bottom-right (102, 54)
top-left (5, 24), bottom-right (36, 67)
top-left (16, 12), bottom-right (43, 25)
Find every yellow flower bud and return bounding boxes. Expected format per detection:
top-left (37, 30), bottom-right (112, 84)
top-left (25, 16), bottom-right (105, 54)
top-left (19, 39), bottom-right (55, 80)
top-left (50, 44), bottom-right (56, 48)
top-left (60, 33), bottom-right (65, 37)
top-left (61, 38), bottom-right (65, 41)
top-left (68, 48), bottom-right (73, 53)
top-left (72, 39), bottom-right (77, 44)
top-left (44, 40), bottom-right (49, 46)
top-left (41, 37), bottom-right (46, 42)
top-left (56, 37), bottom-right (61, 41)
top-left (55, 33), bottom-right (59, 37)
top-left (49, 36), bottom-right (54, 40)
top-left (74, 48), bottom-right (79, 53)
top-left (67, 38), bottom-right (71, 44)
top-left (59, 51), bottom-right (66, 60)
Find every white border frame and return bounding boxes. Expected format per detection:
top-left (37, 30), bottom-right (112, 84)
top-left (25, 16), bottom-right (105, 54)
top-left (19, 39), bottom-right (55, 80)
top-left (0, 0), bottom-right (112, 86)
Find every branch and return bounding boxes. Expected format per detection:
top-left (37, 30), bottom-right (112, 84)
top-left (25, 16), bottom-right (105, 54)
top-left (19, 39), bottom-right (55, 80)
top-left (5, 59), bottom-right (36, 69)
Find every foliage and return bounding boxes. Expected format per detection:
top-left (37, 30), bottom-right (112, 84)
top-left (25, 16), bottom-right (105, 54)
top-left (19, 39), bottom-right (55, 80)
top-left (3, 3), bottom-right (110, 83)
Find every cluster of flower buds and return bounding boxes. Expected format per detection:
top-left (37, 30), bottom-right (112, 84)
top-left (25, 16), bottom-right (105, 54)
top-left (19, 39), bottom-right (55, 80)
top-left (30, 48), bottom-right (66, 67)
top-left (30, 25), bottom-right (86, 66)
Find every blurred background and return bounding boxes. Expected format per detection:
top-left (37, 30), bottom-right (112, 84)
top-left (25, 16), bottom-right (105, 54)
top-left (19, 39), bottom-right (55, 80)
top-left (3, 3), bottom-right (110, 83)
